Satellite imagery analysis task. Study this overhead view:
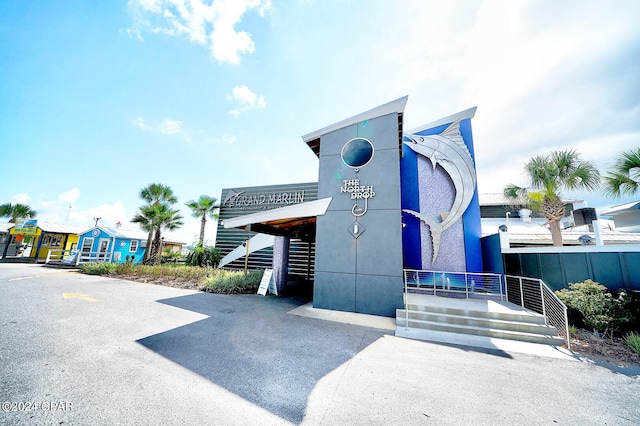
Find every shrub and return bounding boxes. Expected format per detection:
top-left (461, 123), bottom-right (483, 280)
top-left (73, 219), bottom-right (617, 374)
top-left (625, 332), bottom-right (640, 355)
top-left (201, 269), bottom-right (264, 294)
top-left (185, 244), bottom-right (221, 268)
top-left (114, 264), bottom-right (211, 282)
top-left (555, 279), bottom-right (633, 340)
top-left (80, 262), bottom-right (117, 275)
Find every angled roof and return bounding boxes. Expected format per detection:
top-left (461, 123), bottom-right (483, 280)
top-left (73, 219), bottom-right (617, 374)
top-left (405, 106), bottom-right (477, 134)
top-left (87, 226), bottom-right (149, 240)
top-left (3, 221), bottom-right (90, 234)
top-left (302, 96), bottom-right (408, 157)
top-left (38, 222), bottom-right (91, 234)
top-left (602, 200), bottom-right (640, 215)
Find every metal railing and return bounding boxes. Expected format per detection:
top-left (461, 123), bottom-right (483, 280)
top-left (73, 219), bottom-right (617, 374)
top-left (402, 270), bottom-right (571, 349)
top-left (505, 275), bottom-right (570, 349)
top-left (403, 269), bottom-right (505, 300)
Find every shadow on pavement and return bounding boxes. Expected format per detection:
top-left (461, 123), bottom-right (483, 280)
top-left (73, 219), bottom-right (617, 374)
top-left (137, 292), bottom-right (387, 424)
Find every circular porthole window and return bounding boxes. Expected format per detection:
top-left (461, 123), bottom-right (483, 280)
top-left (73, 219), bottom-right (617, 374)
top-left (341, 138), bottom-right (374, 169)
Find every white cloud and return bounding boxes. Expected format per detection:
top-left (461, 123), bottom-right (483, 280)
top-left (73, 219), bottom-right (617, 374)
top-left (58, 187), bottom-right (80, 205)
top-left (12, 193), bottom-right (31, 204)
top-left (128, 0), bottom-right (271, 64)
top-left (134, 116), bottom-right (148, 130)
top-left (134, 117), bottom-right (183, 135)
top-left (160, 118), bottom-right (183, 134)
top-left (227, 85), bottom-right (266, 116)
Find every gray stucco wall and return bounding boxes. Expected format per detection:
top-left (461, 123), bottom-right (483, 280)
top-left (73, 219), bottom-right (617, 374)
top-left (313, 113), bottom-right (404, 317)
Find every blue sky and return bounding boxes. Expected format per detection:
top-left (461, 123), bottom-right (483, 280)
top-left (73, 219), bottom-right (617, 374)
top-left (1, 0), bottom-right (639, 245)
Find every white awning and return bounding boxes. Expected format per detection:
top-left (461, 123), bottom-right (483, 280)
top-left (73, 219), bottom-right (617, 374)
top-left (222, 197), bottom-right (332, 239)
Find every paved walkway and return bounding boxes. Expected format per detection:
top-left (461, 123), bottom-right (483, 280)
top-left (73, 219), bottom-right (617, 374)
top-left (1, 264), bottom-right (639, 425)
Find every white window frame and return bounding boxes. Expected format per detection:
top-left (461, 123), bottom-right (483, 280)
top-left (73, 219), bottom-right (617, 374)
top-left (81, 237), bottom-right (94, 254)
top-left (130, 240), bottom-right (138, 252)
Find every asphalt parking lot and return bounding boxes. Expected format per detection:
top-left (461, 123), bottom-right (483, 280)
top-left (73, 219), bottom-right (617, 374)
top-left (1, 264), bottom-right (639, 425)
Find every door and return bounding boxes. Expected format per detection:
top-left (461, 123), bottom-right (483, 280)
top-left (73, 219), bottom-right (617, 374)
top-left (81, 237), bottom-right (93, 261)
top-left (98, 239), bottom-right (110, 260)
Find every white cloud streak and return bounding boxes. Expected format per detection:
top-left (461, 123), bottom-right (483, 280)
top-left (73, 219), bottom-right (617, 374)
top-left (227, 85), bottom-right (266, 116)
top-left (129, 0), bottom-right (271, 64)
top-left (134, 117), bottom-right (183, 135)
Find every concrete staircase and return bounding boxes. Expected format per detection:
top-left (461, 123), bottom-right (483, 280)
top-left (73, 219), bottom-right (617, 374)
top-left (395, 294), bottom-right (566, 348)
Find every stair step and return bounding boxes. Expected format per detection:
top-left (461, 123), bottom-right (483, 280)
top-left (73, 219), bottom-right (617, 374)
top-left (405, 303), bottom-right (546, 325)
top-left (396, 309), bottom-right (558, 335)
top-left (396, 317), bottom-right (565, 346)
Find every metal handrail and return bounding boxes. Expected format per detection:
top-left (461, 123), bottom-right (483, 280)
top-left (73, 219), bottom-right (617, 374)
top-left (403, 270), bottom-right (505, 330)
top-left (401, 270), bottom-right (570, 349)
top-left (504, 275), bottom-right (570, 349)
top-left (403, 269), bottom-right (505, 300)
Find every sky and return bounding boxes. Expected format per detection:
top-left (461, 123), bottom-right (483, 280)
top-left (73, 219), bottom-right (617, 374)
top-left (1, 0), bottom-right (639, 246)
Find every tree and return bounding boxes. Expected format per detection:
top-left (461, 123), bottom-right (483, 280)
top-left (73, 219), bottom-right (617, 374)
top-left (135, 183), bottom-right (178, 260)
top-left (185, 195), bottom-right (220, 245)
top-left (504, 149), bottom-right (600, 246)
top-left (0, 203), bottom-right (37, 223)
top-left (132, 203), bottom-right (183, 264)
top-left (603, 147), bottom-right (640, 198)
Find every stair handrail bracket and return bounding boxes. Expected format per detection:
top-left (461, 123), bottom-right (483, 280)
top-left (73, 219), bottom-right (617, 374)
top-left (504, 275), bottom-right (571, 350)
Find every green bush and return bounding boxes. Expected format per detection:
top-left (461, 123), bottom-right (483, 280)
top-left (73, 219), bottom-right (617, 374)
top-left (115, 264), bottom-right (212, 282)
top-left (80, 262), bottom-right (117, 275)
top-left (625, 332), bottom-right (640, 355)
top-left (201, 269), bottom-right (264, 294)
top-left (185, 244), bottom-right (221, 268)
top-left (555, 279), bottom-right (633, 339)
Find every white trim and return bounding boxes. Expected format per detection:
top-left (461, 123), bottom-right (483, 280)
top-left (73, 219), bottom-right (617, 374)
top-left (502, 244), bottom-right (640, 254)
top-left (302, 96), bottom-right (408, 143)
top-left (405, 106), bottom-right (477, 135)
top-left (223, 197), bottom-right (332, 229)
top-left (130, 240), bottom-right (139, 252)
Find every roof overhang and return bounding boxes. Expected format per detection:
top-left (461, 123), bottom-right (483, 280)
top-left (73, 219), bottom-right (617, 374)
top-left (222, 197), bottom-right (332, 241)
top-left (302, 96), bottom-right (408, 157)
top-left (405, 106), bottom-right (477, 135)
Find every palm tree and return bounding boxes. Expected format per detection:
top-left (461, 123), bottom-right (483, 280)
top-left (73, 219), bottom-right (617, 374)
top-left (132, 204), bottom-right (183, 264)
top-left (504, 149), bottom-right (600, 246)
top-left (0, 203), bottom-right (37, 223)
top-left (185, 195), bottom-right (220, 245)
top-left (603, 148), bottom-right (640, 198)
top-left (149, 205), bottom-right (183, 264)
top-left (136, 183), bottom-right (178, 260)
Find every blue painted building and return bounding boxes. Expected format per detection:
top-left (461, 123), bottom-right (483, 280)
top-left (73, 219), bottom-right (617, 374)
top-left (77, 226), bottom-right (148, 264)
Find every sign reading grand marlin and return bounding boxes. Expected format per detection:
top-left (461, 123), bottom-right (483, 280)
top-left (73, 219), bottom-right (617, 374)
top-left (400, 107), bottom-right (483, 273)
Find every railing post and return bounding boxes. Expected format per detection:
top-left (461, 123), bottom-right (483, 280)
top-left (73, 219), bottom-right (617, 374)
top-left (564, 307), bottom-right (571, 350)
top-left (519, 277), bottom-right (525, 308)
top-left (465, 274), bottom-right (469, 299)
top-left (404, 270), bottom-right (409, 330)
top-left (539, 279), bottom-right (547, 325)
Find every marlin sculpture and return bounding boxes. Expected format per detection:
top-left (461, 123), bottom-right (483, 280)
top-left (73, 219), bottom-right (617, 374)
top-left (403, 119), bottom-right (476, 263)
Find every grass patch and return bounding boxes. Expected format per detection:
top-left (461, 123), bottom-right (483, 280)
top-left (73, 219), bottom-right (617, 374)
top-left (79, 262), bottom-right (117, 275)
top-left (115, 264), bottom-right (212, 282)
top-left (201, 269), bottom-right (264, 294)
top-left (80, 263), bottom-right (265, 294)
top-left (625, 331), bottom-right (640, 355)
